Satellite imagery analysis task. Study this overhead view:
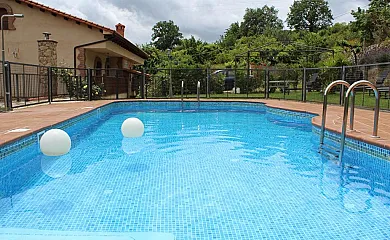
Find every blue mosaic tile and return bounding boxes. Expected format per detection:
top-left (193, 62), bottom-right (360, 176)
top-left (114, 101), bottom-right (267, 113)
top-left (313, 126), bottom-right (390, 160)
top-left (1, 101), bottom-right (390, 239)
top-left (0, 103), bottom-right (118, 159)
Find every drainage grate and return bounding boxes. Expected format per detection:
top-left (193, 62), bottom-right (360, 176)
top-left (7, 128), bottom-right (30, 133)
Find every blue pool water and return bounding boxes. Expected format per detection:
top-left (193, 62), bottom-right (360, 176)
top-left (1, 102), bottom-right (390, 239)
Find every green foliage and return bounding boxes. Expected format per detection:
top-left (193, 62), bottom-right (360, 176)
top-left (145, 2), bottom-right (390, 72)
top-left (152, 20), bottom-right (183, 50)
top-left (172, 69), bottom-right (206, 95)
top-left (53, 68), bottom-right (104, 100)
top-left (263, 29), bottom-right (300, 43)
top-left (351, 0), bottom-right (390, 44)
top-left (177, 36), bottom-right (220, 65)
top-left (340, 40), bottom-right (362, 65)
top-left (221, 22), bottom-right (240, 48)
top-left (318, 23), bottom-right (360, 48)
top-left (240, 6), bottom-right (283, 37)
top-left (141, 43), bottom-right (166, 70)
top-left (287, 0), bottom-right (333, 32)
top-left (209, 72), bottom-right (225, 94)
top-left (318, 51), bottom-right (351, 67)
top-left (299, 31), bottom-right (326, 48)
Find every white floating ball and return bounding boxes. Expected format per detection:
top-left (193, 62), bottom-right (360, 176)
top-left (40, 129), bottom-right (71, 156)
top-left (121, 118), bottom-right (144, 138)
top-left (41, 154), bottom-right (72, 179)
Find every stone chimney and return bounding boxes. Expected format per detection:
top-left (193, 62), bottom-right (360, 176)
top-left (38, 32), bottom-right (57, 66)
top-left (38, 32), bottom-right (58, 96)
top-left (115, 23), bottom-right (125, 37)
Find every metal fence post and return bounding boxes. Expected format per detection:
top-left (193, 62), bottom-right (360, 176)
top-left (302, 68), bottom-right (307, 102)
top-left (22, 64), bottom-right (26, 105)
top-left (15, 73), bottom-right (19, 102)
top-left (127, 73), bottom-right (130, 99)
top-left (141, 67), bottom-right (146, 99)
top-left (246, 52), bottom-right (250, 98)
top-left (145, 70), bottom-right (149, 99)
top-left (5, 61), bottom-right (12, 110)
top-left (37, 66), bottom-right (41, 102)
top-left (206, 68), bottom-right (210, 98)
top-left (115, 71), bottom-right (119, 100)
top-left (87, 69), bottom-right (92, 101)
top-left (48, 66), bottom-right (52, 104)
top-left (340, 66), bottom-right (346, 105)
top-left (265, 69), bottom-right (269, 99)
top-left (283, 71), bottom-right (286, 100)
top-left (169, 67), bottom-right (172, 98)
top-left (75, 75), bottom-right (79, 101)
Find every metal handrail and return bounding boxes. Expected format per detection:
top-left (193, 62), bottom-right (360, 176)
top-left (181, 80), bottom-right (184, 109)
top-left (339, 80), bottom-right (380, 162)
top-left (320, 80), bottom-right (351, 146)
top-left (197, 81), bottom-right (200, 107)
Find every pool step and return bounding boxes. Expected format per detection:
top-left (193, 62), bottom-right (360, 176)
top-left (319, 144), bottom-right (340, 159)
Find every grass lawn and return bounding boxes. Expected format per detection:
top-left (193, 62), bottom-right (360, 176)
top-left (273, 90), bottom-right (390, 110)
top-left (160, 90), bottom-right (390, 110)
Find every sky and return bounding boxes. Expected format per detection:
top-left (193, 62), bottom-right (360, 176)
top-left (38, 0), bottom-right (369, 44)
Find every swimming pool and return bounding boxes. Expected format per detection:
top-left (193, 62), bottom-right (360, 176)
top-left (1, 101), bottom-right (390, 239)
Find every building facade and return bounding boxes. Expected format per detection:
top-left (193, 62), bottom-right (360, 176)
top-left (0, 0), bottom-right (148, 101)
top-left (0, 0), bottom-right (148, 68)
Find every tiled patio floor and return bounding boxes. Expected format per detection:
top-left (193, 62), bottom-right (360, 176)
top-left (0, 99), bottom-right (389, 150)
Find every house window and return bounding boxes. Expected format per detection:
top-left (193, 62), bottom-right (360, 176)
top-left (94, 56), bottom-right (103, 79)
top-left (0, 3), bottom-right (16, 30)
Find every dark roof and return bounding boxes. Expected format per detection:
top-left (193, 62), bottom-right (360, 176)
top-left (106, 32), bottom-right (149, 59)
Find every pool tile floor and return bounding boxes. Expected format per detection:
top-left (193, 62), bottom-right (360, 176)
top-left (0, 228), bottom-right (174, 240)
top-left (0, 99), bottom-right (390, 150)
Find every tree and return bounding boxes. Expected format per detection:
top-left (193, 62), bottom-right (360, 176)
top-left (351, 0), bottom-right (390, 44)
top-left (180, 36), bottom-right (208, 64)
top-left (318, 23), bottom-right (360, 48)
top-left (287, 0), bottom-right (333, 32)
top-left (151, 20), bottom-right (183, 51)
top-left (140, 44), bottom-right (164, 70)
top-left (221, 22), bottom-right (241, 48)
top-left (340, 40), bottom-right (362, 65)
top-left (240, 6), bottom-right (283, 37)
top-left (180, 36), bottom-right (205, 54)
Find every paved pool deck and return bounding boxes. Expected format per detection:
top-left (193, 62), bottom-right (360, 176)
top-left (0, 99), bottom-right (389, 150)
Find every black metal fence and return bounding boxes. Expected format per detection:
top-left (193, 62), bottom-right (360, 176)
top-left (145, 63), bottom-right (390, 110)
top-left (1, 61), bottom-right (390, 111)
top-left (0, 62), bottom-right (145, 110)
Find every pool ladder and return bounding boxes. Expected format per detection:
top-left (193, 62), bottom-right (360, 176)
top-left (180, 81), bottom-right (200, 109)
top-left (319, 80), bottom-right (380, 163)
top-left (197, 81), bottom-right (200, 108)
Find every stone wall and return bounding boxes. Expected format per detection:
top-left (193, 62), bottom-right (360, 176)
top-left (38, 39), bottom-right (58, 96)
top-left (77, 48), bottom-right (86, 77)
